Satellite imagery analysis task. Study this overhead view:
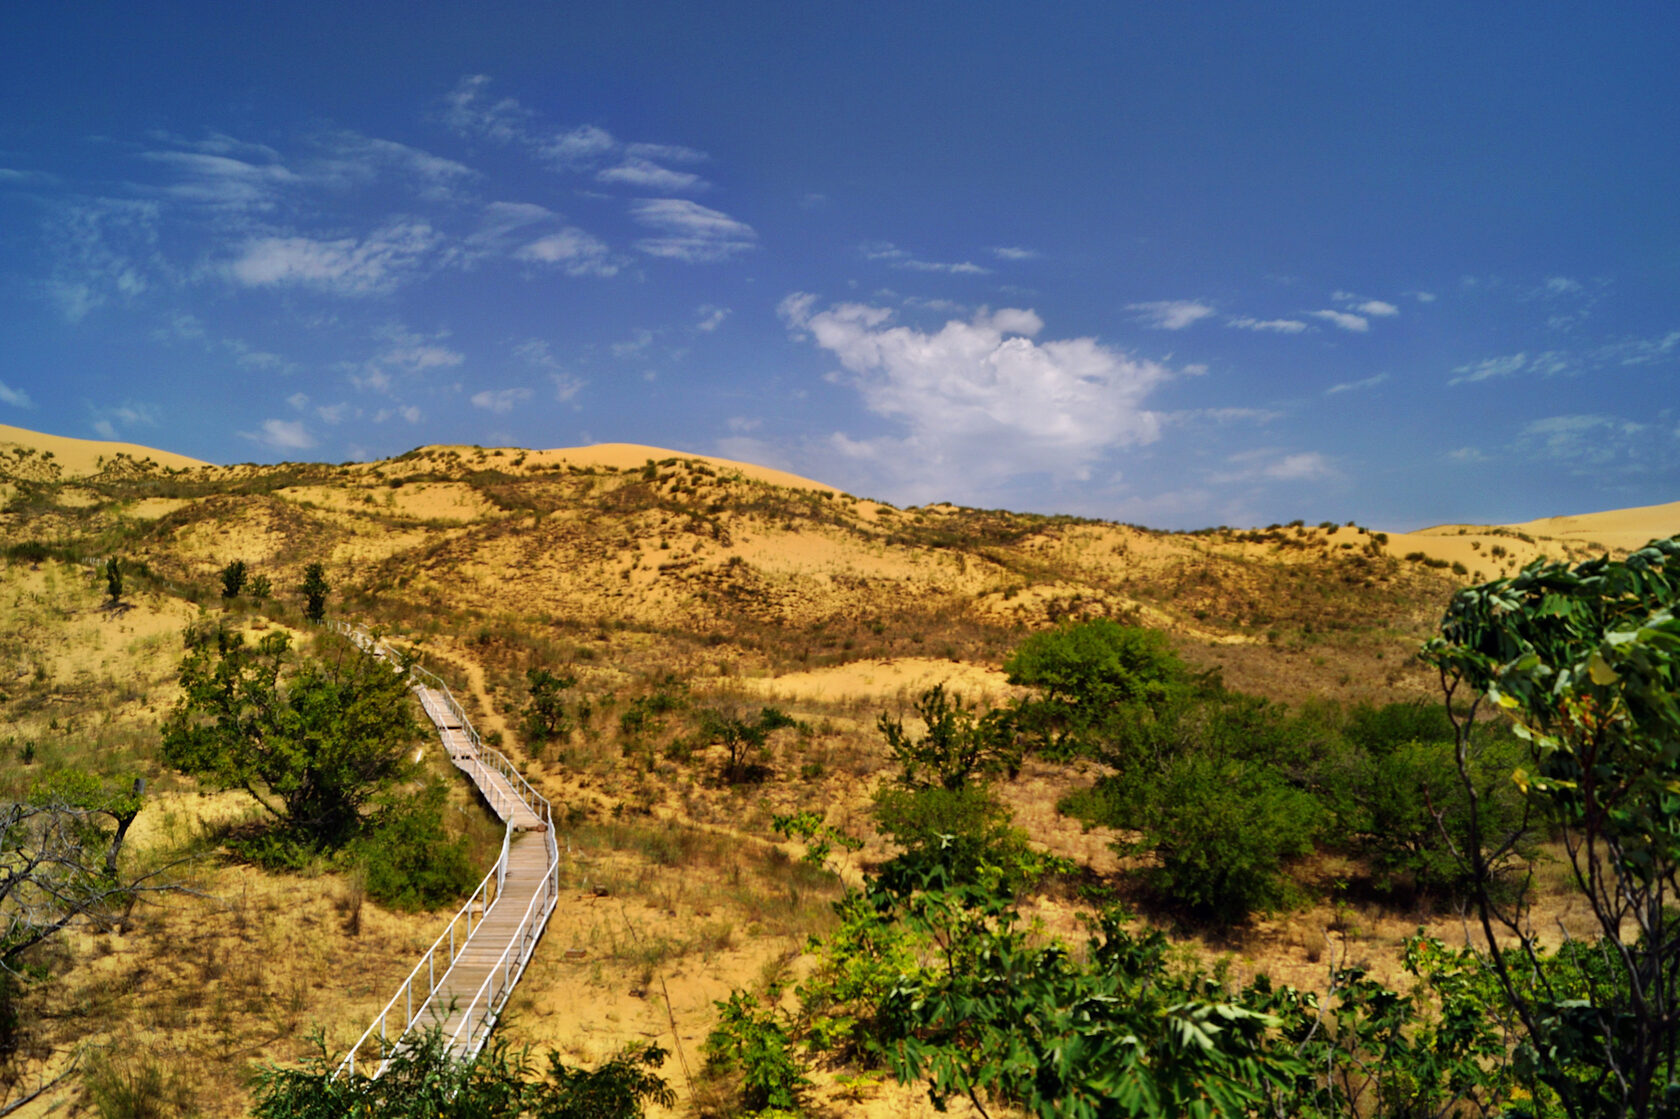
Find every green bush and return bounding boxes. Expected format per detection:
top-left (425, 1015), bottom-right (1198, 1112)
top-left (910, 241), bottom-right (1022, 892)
top-left (354, 782), bottom-right (479, 910)
top-left (873, 785), bottom-right (1047, 892)
top-left (704, 991), bottom-right (808, 1113)
top-left (1128, 754), bottom-right (1320, 924)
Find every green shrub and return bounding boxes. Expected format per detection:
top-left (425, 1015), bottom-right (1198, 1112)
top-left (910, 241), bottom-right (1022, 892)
top-left (704, 990), bottom-right (808, 1113)
top-left (1128, 754), bottom-right (1320, 924)
top-left (355, 782), bottom-right (479, 910)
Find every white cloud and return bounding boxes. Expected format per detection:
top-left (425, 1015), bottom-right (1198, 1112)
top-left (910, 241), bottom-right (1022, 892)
top-left (1308, 309), bottom-right (1369, 332)
top-left (1127, 300), bottom-right (1215, 330)
top-left (42, 198), bottom-right (160, 322)
top-left (1601, 330), bottom-right (1680, 367)
top-left (91, 420), bottom-right (117, 439)
top-left (861, 241), bottom-right (992, 275)
top-left (225, 220), bottom-right (442, 295)
top-left (137, 149), bottom-right (300, 210)
top-left (470, 387), bottom-right (533, 413)
top-left (1515, 414), bottom-right (1651, 471)
top-left (0, 381), bottom-right (32, 408)
top-left (695, 304), bottom-right (730, 332)
top-left (550, 373), bottom-right (585, 403)
top-left (1326, 372), bottom-right (1389, 395)
top-left (597, 158), bottom-right (706, 192)
top-left (1413, 291), bottom-right (1437, 302)
top-left (1228, 316), bottom-right (1308, 334)
top-left (990, 246), bottom-right (1039, 261)
top-left (1209, 448), bottom-right (1337, 485)
top-left (373, 323), bottom-right (464, 373)
top-left (240, 418), bottom-right (316, 451)
top-left (1545, 276), bottom-right (1583, 295)
top-left (629, 198), bottom-right (756, 262)
top-left (1265, 452), bottom-right (1335, 481)
top-left (312, 131), bottom-right (476, 201)
top-left (625, 142), bottom-right (707, 164)
top-left (1449, 352), bottom-right (1528, 385)
top-left (515, 227), bottom-right (618, 276)
top-left (442, 74), bottom-right (532, 145)
top-left (317, 402), bottom-right (352, 424)
top-left (535, 125), bottom-right (617, 170)
top-left (780, 294), bottom-right (1167, 501)
top-left (1445, 446), bottom-right (1486, 463)
top-left (1355, 300), bottom-right (1399, 317)
top-left (286, 391), bottom-right (309, 410)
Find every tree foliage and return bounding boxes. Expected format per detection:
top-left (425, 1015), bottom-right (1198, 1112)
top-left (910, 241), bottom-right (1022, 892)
top-left (701, 706), bottom-right (796, 783)
top-left (1004, 619), bottom-right (1191, 762)
top-left (299, 562), bottom-right (329, 622)
top-left (878, 684), bottom-right (1021, 792)
top-left (249, 1028), bottom-right (673, 1119)
top-left (161, 624), bottom-right (419, 848)
top-left (219, 558), bottom-right (247, 599)
top-left (102, 557), bottom-right (122, 604)
top-left (2, 776), bottom-right (172, 1111)
top-left (1422, 535), bottom-right (1680, 1118)
top-left (522, 666), bottom-right (577, 747)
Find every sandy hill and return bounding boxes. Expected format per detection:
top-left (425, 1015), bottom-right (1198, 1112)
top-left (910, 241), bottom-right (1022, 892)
top-left (0, 422), bottom-right (209, 479)
top-left (2, 421), bottom-right (1676, 1117)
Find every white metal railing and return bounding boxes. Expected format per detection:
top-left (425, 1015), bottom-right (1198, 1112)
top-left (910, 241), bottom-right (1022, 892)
top-left (330, 620), bottom-right (561, 1078)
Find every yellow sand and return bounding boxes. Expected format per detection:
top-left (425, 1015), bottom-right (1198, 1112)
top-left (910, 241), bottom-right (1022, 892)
top-left (0, 422), bottom-right (208, 476)
top-left (431, 441), bottom-right (842, 494)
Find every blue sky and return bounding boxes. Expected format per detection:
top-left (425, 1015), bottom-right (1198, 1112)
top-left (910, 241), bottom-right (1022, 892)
top-left (2, 2), bottom-right (1676, 530)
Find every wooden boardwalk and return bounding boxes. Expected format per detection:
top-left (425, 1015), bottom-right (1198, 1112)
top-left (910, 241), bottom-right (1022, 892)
top-left (417, 686), bottom-right (546, 832)
top-left (336, 626), bottom-right (559, 1077)
top-left (417, 832), bottom-right (552, 1049)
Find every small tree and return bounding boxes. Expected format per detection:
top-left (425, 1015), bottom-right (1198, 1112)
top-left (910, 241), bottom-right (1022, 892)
top-left (103, 557), bottom-right (123, 604)
top-left (2, 775), bottom-right (173, 1111)
top-left (1003, 618), bottom-right (1192, 763)
top-left (299, 562), bottom-right (329, 622)
top-left (702, 706), bottom-right (795, 783)
top-left (161, 625), bottom-right (419, 848)
top-left (877, 684), bottom-right (1021, 792)
top-left (248, 572), bottom-right (272, 602)
top-left (522, 666), bottom-right (577, 748)
top-left (1422, 536), bottom-right (1680, 1117)
top-left (220, 558), bottom-right (247, 599)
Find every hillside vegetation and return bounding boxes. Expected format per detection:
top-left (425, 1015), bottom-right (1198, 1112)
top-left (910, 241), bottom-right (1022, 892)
top-left (1, 427), bottom-right (1672, 1117)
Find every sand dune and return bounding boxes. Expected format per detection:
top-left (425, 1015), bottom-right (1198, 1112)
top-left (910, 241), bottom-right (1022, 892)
top-left (0, 422), bottom-right (208, 476)
top-left (426, 441), bottom-right (842, 494)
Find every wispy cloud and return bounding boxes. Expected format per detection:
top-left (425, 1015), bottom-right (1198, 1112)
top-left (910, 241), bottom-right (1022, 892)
top-left (1326, 372), bottom-right (1389, 395)
top-left (1308, 309), bottom-right (1369, 332)
top-left (1127, 300), bottom-right (1215, 330)
top-left (42, 198), bottom-right (161, 322)
top-left (1450, 352), bottom-right (1528, 385)
top-left (1227, 316), bottom-right (1308, 334)
top-left (514, 338), bottom-right (585, 402)
top-left (224, 221), bottom-right (443, 295)
top-left (0, 381), bottom-right (33, 408)
top-left (990, 246), bottom-right (1039, 261)
top-left (861, 241), bottom-right (990, 275)
top-left (240, 418), bottom-right (316, 451)
top-left (695, 304), bottom-right (730, 332)
top-left (1209, 447), bottom-right (1338, 485)
top-left (1355, 300), bottom-right (1399, 317)
top-left (442, 75), bottom-right (706, 189)
top-left (470, 387), bottom-right (533, 413)
top-left (630, 198), bottom-right (756, 262)
top-left (514, 227), bottom-right (618, 276)
top-left (597, 157), bottom-right (707, 191)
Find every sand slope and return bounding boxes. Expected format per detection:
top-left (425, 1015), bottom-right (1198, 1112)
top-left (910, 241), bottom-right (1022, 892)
top-left (0, 422), bottom-right (208, 476)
